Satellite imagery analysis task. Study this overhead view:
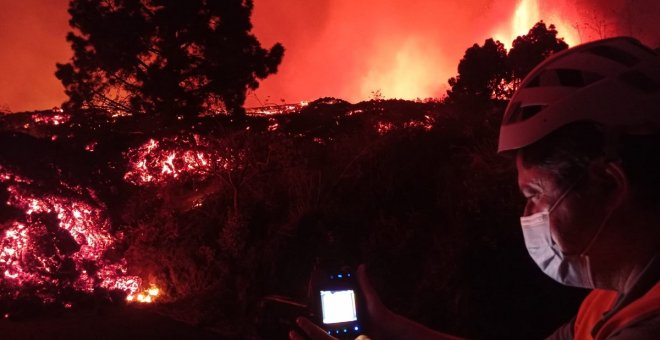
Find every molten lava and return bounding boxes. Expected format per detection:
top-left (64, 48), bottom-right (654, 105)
top-left (0, 165), bottom-right (144, 303)
top-left (30, 111), bottom-right (71, 126)
top-left (124, 134), bottom-right (245, 187)
top-left (124, 136), bottom-right (222, 186)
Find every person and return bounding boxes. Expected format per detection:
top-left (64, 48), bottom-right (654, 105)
top-left (290, 36), bottom-right (660, 340)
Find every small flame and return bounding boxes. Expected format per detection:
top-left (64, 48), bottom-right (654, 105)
top-left (127, 284), bottom-right (160, 304)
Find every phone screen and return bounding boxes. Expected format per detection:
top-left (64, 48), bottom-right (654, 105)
top-left (320, 289), bottom-right (358, 324)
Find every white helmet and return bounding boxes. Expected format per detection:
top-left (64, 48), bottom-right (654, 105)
top-left (498, 37), bottom-right (660, 153)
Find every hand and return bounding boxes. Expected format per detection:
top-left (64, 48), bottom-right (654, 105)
top-left (290, 317), bottom-right (373, 340)
top-left (290, 264), bottom-right (384, 340)
top-left (356, 264), bottom-right (392, 332)
top-left (357, 265), bottom-right (465, 340)
top-left (292, 265), bottom-right (465, 339)
top-left (289, 317), bottom-right (336, 340)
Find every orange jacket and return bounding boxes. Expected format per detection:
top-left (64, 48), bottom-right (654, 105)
top-left (574, 282), bottom-right (660, 339)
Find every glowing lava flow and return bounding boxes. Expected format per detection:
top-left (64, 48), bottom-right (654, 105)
top-left (124, 135), bottom-right (234, 186)
top-left (30, 111), bottom-right (71, 126)
top-left (0, 166), bottom-right (145, 303)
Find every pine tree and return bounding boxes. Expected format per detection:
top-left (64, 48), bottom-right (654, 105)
top-left (56, 0), bottom-right (284, 119)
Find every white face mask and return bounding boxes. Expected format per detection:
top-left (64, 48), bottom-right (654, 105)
top-left (520, 174), bottom-right (612, 289)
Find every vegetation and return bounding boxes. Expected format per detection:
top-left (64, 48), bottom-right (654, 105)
top-left (447, 21), bottom-right (568, 102)
top-left (56, 0), bottom-right (284, 119)
top-left (0, 96), bottom-right (585, 338)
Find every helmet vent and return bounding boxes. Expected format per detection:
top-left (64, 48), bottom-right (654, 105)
top-left (556, 69), bottom-right (587, 87)
top-left (520, 105), bottom-right (546, 120)
top-left (526, 76), bottom-right (541, 87)
top-left (619, 70), bottom-right (660, 93)
top-left (525, 69), bottom-right (603, 88)
top-left (587, 45), bottom-right (639, 67)
top-left (506, 103), bottom-right (546, 124)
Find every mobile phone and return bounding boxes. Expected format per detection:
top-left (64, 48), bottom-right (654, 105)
top-left (310, 266), bottom-right (364, 339)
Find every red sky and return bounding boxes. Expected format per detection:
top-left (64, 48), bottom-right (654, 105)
top-left (0, 0), bottom-right (658, 112)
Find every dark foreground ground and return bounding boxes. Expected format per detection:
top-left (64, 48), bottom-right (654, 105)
top-left (0, 305), bottom-right (221, 340)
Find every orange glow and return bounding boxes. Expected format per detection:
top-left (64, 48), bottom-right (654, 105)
top-left (1, 1), bottom-right (658, 112)
top-left (249, 0), bottom-right (598, 104)
top-left (360, 38), bottom-right (442, 100)
top-left (0, 0), bottom-right (70, 112)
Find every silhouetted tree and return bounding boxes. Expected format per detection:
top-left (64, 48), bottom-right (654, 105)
top-left (56, 0), bottom-right (284, 119)
top-left (447, 21), bottom-right (569, 103)
top-left (447, 38), bottom-right (509, 102)
top-left (508, 21), bottom-right (568, 84)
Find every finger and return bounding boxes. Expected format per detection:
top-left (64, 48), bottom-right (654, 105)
top-left (296, 317), bottom-right (335, 339)
top-left (357, 264), bottom-right (382, 307)
top-left (289, 330), bottom-right (306, 340)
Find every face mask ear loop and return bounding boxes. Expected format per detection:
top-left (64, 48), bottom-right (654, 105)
top-left (579, 172), bottom-right (625, 256)
top-left (548, 171), bottom-right (588, 214)
top-left (580, 207), bottom-right (616, 257)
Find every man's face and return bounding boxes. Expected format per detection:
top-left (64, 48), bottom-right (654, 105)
top-left (515, 154), bottom-right (604, 256)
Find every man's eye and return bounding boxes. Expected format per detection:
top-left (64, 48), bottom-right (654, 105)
top-left (525, 193), bottom-right (540, 202)
top-left (522, 189), bottom-right (536, 199)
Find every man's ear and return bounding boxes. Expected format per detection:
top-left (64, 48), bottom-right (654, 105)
top-left (590, 159), bottom-right (629, 205)
top-left (605, 161), bottom-right (629, 196)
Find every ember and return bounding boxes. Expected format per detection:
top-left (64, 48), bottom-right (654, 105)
top-left (267, 118), bottom-right (280, 132)
top-left (84, 141), bottom-right (98, 152)
top-left (31, 112), bottom-right (71, 126)
top-left (404, 115), bottom-right (435, 131)
top-left (375, 121), bottom-right (395, 135)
